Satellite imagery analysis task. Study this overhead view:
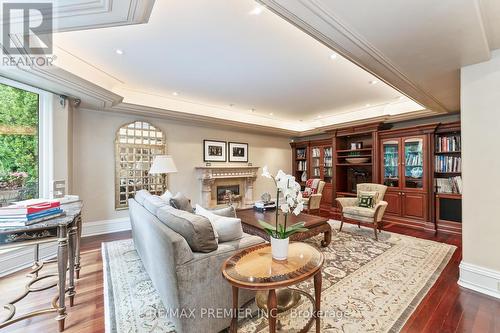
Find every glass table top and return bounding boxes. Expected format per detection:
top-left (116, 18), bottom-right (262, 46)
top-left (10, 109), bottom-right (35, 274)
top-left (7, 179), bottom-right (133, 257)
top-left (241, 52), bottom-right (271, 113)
top-left (222, 242), bottom-right (324, 288)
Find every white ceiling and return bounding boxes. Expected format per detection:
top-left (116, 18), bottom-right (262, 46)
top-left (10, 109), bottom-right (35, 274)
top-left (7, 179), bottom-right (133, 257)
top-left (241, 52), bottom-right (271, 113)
top-left (260, 0), bottom-right (500, 113)
top-left (52, 0), bottom-right (423, 130)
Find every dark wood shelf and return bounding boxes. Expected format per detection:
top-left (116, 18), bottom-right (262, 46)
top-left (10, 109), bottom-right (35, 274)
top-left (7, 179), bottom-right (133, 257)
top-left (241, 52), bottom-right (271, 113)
top-left (336, 148), bottom-right (372, 153)
top-left (336, 163), bottom-right (373, 166)
top-left (435, 171), bottom-right (461, 174)
top-left (435, 151), bottom-right (461, 154)
top-left (337, 154), bottom-right (372, 158)
top-left (435, 193), bottom-right (462, 199)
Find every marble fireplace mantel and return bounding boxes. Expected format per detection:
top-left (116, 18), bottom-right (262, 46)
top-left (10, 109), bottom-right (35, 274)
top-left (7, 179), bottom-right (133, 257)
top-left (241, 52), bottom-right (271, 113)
top-left (195, 166), bottom-right (260, 208)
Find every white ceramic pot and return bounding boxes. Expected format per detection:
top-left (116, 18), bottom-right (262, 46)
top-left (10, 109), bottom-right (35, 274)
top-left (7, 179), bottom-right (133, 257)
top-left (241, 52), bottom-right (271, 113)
top-left (271, 236), bottom-right (289, 261)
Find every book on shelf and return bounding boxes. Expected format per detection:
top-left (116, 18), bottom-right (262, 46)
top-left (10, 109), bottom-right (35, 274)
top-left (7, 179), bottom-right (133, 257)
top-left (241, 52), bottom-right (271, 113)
top-left (0, 200), bottom-right (60, 216)
top-left (436, 135), bottom-right (461, 152)
top-left (312, 147), bottom-right (321, 158)
top-left (296, 148), bottom-right (307, 159)
top-left (0, 211), bottom-right (65, 227)
top-left (0, 199), bottom-right (64, 227)
top-left (405, 152), bottom-right (422, 166)
top-left (435, 155), bottom-right (461, 173)
top-left (435, 176), bottom-right (462, 194)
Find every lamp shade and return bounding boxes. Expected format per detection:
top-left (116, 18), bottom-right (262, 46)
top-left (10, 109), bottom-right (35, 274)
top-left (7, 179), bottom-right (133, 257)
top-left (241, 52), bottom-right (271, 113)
top-left (149, 155), bottom-right (178, 174)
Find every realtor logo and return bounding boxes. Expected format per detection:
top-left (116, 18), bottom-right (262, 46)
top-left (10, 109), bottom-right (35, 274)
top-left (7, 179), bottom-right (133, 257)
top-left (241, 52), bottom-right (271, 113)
top-left (2, 2), bottom-right (53, 55)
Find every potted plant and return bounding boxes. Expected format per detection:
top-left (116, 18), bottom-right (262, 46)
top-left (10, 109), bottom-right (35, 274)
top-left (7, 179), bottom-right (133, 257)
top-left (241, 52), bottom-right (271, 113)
top-left (0, 171), bottom-right (28, 204)
top-left (258, 166), bottom-right (308, 260)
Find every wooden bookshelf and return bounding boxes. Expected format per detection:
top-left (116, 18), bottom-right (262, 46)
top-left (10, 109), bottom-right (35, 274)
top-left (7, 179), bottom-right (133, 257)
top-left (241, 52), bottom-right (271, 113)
top-left (433, 121), bottom-right (462, 234)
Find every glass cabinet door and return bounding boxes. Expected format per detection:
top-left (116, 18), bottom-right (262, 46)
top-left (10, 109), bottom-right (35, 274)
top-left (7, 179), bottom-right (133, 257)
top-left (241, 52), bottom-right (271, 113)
top-left (311, 147), bottom-right (321, 178)
top-left (404, 137), bottom-right (424, 189)
top-left (383, 140), bottom-right (400, 187)
top-left (323, 147), bottom-right (333, 182)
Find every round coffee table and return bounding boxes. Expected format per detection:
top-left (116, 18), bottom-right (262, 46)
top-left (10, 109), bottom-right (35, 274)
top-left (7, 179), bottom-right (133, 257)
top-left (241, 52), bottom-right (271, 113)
top-left (221, 242), bottom-right (324, 333)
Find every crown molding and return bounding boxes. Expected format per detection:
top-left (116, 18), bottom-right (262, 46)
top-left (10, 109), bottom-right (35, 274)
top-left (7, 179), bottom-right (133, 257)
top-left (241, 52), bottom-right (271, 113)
top-left (0, 0), bottom-right (155, 33)
top-left (258, 0), bottom-right (451, 114)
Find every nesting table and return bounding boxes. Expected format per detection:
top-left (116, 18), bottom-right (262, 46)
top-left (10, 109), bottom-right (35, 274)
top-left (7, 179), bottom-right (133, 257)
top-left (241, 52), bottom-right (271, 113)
top-left (222, 242), bottom-right (324, 333)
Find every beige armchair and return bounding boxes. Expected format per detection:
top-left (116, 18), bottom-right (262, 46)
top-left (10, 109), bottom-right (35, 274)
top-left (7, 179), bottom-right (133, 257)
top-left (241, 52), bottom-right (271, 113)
top-left (303, 180), bottom-right (326, 215)
top-left (336, 183), bottom-right (388, 240)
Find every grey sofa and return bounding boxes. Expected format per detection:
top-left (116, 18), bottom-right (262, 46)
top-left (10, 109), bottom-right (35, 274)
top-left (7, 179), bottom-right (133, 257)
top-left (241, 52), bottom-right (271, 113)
top-left (128, 194), bottom-right (264, 333)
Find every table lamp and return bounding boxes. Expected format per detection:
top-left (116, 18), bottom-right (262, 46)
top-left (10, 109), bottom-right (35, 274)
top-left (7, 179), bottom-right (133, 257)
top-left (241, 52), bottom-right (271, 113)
top-left (149, 155), bottom-right (178, 192)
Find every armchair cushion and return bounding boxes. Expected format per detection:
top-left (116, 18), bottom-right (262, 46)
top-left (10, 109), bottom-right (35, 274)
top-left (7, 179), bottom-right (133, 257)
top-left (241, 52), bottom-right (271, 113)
top-left (343, 206), bottom-right (375, 219)
top-left (336, 197), bottom-right (358, 208)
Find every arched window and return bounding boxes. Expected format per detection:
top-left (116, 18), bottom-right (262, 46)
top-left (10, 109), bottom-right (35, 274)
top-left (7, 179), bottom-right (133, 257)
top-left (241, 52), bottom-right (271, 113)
top-left (115, 121), bottom-right (166, 209)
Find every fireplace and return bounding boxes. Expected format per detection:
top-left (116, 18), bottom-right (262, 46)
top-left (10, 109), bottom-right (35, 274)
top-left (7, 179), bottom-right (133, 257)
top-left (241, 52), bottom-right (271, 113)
top-left (217, 185), bottom-right (240, 204)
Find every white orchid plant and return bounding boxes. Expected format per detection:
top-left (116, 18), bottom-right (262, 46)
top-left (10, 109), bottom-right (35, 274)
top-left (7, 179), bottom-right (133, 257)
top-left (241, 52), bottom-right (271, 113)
top-left (258, 166), bottom-right (308, 239)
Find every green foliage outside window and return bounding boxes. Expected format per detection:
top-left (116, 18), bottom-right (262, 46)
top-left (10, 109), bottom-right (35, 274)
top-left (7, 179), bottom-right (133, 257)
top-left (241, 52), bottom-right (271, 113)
top-left (0, 82), bottom-right (39, 200)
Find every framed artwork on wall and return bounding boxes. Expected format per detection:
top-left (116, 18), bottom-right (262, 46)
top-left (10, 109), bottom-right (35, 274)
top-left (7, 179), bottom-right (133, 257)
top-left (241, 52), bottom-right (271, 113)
top-left (203, 140), bottom-right (227, 162)
top-left (228, 142), bottom-right (248, 162)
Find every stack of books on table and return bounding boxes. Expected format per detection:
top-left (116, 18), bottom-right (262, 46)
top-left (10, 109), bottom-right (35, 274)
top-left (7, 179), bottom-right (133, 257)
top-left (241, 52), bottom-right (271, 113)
top-left (0, 199), bottom-right (64, 227)
top-left (254, 201), bottom-right (276, 212)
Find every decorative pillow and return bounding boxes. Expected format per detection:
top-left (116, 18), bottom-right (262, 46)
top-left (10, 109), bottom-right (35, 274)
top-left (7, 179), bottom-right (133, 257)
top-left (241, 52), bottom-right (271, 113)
top-left (209, 206), bottom-right (237, 218)
top-left (358, 195), bottom-right (375, 208)
top-left (134, 190), bottom-right (151, 205)
top-left (302, 188), bottom-right (312, 198)
top-left (157, 205), bottom-right (217, 253)
top-left (195, 204), bottom-right (243, 243)
top-left (358, 190), bottom-right (379, 204)
top-left (143, 195), bottom-right (168, 215)
top-left (160, 190), bottom-right (173, 205)
top-left (170, 192), bottom-right (194, 212)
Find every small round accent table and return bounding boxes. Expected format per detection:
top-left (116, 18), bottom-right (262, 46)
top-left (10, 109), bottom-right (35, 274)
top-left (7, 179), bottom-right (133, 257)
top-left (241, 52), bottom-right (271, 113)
top-left (221, 242), bottom-right (324, 333)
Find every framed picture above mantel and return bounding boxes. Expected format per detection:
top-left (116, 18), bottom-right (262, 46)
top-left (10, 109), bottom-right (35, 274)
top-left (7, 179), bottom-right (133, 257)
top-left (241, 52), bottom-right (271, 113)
top-left (228, 142), bottom-right (248, 162)
top-left (203, 140), bottom-right (227, 162)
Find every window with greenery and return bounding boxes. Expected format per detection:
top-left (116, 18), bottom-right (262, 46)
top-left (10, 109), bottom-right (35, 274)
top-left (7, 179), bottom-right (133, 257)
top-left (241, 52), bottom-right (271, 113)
top-left (0, 82), bottom-right (39, 205)
top-left (115, 121), bottom-right (166, 209)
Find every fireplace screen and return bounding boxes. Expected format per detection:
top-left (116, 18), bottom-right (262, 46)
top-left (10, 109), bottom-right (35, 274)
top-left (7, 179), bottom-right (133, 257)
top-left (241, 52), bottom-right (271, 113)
top-left (217, 185), bottom-right (240, 204)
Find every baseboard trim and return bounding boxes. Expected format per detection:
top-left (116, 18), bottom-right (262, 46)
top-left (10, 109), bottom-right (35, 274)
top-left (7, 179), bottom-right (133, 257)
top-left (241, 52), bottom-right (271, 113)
top-left (458, 261), bottom-right (500, 299)
top-left (0, 217), bottom-right (131, 277)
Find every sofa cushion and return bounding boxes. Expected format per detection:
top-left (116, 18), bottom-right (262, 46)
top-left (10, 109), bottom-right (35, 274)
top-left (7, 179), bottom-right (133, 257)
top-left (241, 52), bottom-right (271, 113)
top-left (170, 192), bottom-right (194, 212)
top-left (143, 195), bottom-right (168, 215)
top-left (157, 205), bottom-right (217, 253)
top-left (195, 205), bottom-right (243, 243)
top-left (135, 189), bottom-right (152, 205)
top-left (160, 190), bottom-right (173, 205)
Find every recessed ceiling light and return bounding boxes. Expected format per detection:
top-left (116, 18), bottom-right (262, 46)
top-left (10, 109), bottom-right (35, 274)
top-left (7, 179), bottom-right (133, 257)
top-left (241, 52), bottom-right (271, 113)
top-left (172, 92), bottom-right (179, 96)
top-left (269, 112), bottom-right (273, 116)
top-left (316, 115), bottom-right (322, 119)
top-left (399, 96), bottom-right (405, 100)
top-left (330, 53), bottom-right (338, 60)
top-left (365, 104), bottom-right (371, 107)
top-left (369, 80), bottom-right (379, 85)
top-left (115, 49), bottom-right (124, 55)
top-left (249, 5), bottom-right (264, 15)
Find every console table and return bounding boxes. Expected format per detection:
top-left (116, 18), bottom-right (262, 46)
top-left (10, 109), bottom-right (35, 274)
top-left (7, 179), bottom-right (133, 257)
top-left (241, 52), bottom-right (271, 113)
top-left (0, 201), bottom-right (83, 332)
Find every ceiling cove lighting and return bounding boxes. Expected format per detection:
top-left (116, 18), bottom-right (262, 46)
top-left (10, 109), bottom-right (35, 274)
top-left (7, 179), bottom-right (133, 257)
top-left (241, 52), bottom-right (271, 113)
top-left (249, 5), bottom-right (265, 15)
top-left (115, 49), bottom-right (124, 55)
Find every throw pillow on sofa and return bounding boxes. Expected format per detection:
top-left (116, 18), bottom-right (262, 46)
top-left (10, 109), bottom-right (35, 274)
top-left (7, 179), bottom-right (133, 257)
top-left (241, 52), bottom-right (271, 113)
top-left (170, 192), bottom-right (194, 212)
top-left (143, 195), bottom-right (169, 215)
top-left (195, 204), bottom-right (243, 243)
top-left (157, 205), bottom-right (217, 253)
top-left (160, 190), bottom-right (173, 205)
top-left (134, 189), bottom-right (152, 205)
top-left (209, 206), bottom-right (237, 218)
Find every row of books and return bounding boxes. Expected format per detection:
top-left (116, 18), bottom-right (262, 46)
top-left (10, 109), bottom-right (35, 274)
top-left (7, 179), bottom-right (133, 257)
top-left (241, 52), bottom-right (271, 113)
top-left (436, 135), bottom-right (461, 152)
top-left (296, 148), bottom-right (307, 159)
top-left (311, 148), bottom-right (321, 158)
top-left (0, 199), bottom-right (63, 227)
top-left (384, 154), bottom-right (399, 166)
top-left (435, 156), bottom-right (461, 173)
top-left (405, 153), bottom-right (422, 167)
top-left (436, 176), bottom-right (463, 194)
top-left (297, 160), bottom-right (307, 171)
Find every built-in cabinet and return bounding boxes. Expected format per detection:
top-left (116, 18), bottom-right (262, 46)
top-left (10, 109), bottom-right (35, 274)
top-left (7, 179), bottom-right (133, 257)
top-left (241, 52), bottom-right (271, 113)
top-left (378, 125), bottom-right (436, 230)
top-left (291, 121), bottom-right (461, 234)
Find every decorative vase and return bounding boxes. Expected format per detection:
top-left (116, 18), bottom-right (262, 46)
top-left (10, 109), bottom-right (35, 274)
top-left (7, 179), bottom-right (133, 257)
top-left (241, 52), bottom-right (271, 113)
top-left (271, 236), bottom-right (289, 260)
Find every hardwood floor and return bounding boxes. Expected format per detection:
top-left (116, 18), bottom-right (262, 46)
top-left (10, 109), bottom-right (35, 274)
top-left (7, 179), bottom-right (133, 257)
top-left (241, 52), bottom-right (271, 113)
top-left (1, 225), bottom-right (499, 333)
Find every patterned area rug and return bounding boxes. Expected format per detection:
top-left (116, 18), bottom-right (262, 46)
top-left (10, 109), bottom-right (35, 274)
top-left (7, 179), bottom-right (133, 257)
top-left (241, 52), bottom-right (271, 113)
top-left (102, 221), bottom-right (455, 333)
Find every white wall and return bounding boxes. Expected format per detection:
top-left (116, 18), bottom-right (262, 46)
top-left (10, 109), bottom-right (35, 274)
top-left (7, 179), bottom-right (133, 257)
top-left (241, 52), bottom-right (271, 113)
top-left (72, 109), bottom-right (292, 222)
top-left (459, 49), bottom-right (500, 298)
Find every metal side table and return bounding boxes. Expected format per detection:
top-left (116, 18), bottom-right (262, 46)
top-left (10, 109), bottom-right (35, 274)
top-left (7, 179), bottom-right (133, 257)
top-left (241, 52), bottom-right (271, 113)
top-left (0, 201), bottom-right (83, 332)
